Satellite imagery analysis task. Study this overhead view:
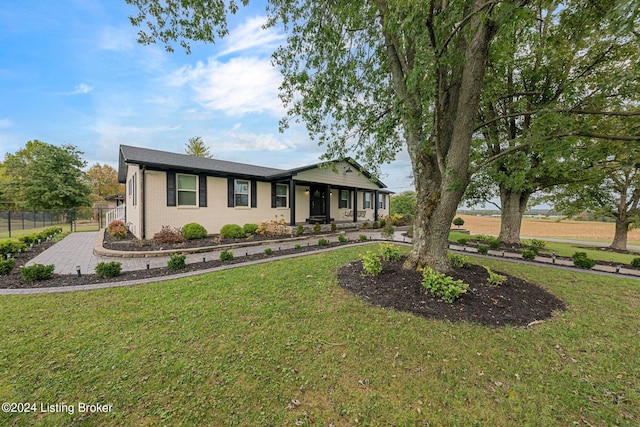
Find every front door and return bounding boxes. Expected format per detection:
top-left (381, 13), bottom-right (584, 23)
top-left (310, 186), bottom-right (326, 217)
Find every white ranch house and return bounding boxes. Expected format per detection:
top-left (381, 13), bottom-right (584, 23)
top-left (115, 145), bottom-right (392, 239)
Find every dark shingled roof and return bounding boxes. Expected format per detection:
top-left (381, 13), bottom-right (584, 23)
top-left (118, 145), bottom-right (389, 190)
top-left (119, 145), bottom-right (286, 182)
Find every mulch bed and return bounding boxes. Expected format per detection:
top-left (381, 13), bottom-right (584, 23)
top-left (337, 257), bottom-right (567, 328)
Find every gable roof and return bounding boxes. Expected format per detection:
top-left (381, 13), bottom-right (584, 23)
top-left (118, 145), bottom-right (388, 189)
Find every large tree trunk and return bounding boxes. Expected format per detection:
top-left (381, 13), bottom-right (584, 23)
top-left (610, 217), bottom-right (630, 251)
top-left (498, 188), bottom-right (531, 245)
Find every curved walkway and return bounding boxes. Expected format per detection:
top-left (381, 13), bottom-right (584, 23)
top-left (3, 230), bottom-right (638, 296)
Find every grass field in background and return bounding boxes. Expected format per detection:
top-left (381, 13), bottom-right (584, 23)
top-left (1, 245), bottom-right (638, 426)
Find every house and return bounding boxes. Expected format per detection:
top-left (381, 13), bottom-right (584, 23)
top-left (116, 145), bottom-right (392, 239)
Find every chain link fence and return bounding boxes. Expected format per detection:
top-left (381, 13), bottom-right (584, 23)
top-left (0, 209), bottom-right (75, 238)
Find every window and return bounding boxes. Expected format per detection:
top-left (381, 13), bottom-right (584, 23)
top-left (129, 173), bottom-right (137, 206)
top-left (378, 194), bottom-right (386, 209)
top-left (276, 184), bottom-right (288, 208)
top-left (339, 190), bottom-right (349, 208)
top-left (177, 174), bottom-right (197, 206)
top-left (363, 192), bottom-right (372, 209)
top-left (235, 179), bottom-right (249, 207)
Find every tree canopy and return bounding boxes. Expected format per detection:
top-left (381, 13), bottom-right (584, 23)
top-left (86, 163), bottom-right (124, 200)
top-left (3, 140), bottom-right (91, 210)
top-left (185, 136), bottom-right (213, 158)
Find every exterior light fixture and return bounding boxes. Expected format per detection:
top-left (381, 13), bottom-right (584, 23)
top-left (345, 166), bottom-right (353, 173)
top-left (146, 261), bottom-right (150, 270)
top-left (76, 265), bottom-right (81, 277)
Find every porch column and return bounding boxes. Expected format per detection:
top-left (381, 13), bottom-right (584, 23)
top-left (374, 190), bottom-right (379, 221)
top-left (325, 185), bottom-right (331, 224)
top-left (289, 179), bottom-right (296, 226)
top-left (352, 188), bottom-right (358, 223)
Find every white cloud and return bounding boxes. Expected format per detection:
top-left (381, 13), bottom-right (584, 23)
top-left (0, 118), bottom-right (13, 128)
top-left (73, 83), bottom-right (94, 94)
top-left (217, 16), bottom-right (286, 57)
top-left (208, 129), bottom-right (296, 152)
top-left (97, 26), bottom-right (136, 51)
top-left (168, 56), bottom-right (284, 116)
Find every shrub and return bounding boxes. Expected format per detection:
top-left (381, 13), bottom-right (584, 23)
top-left (486, 267), bottom-right (506, 286)
top-left (168, 253), bottom-right (186, 270)
top-left (257, 216), bottom-right (289, 237)
top-left (95, 261), bottom-right (122, 278)
top-left (380, 219), bottom-right (386, 228)
top-left (182, 223), bottom-right (208, 240)
top-left (220, 224), bottom-right (245, 239)
top-left (296, 225), bottom-right (304, 236)
top-left (487, 237), bottom-right (500, 249)
top-left (477, 245), bottom-right (489, 255)
top-left (331, 222), bottom-right (337, 232)
top-left (220, 249), bottom-right (234, 261)
top-left (530, 239), bottom-right (547, 250)
top-left (18, 234), bottom-right (36, 246)
top-left (294, 244), bottom-right (302, 250)
top-left (264, 248), bottom-right (273, 256)
top-left (448, 252), bottom-right (468, 268)
top-left (359, 234), bottom-right (368, 242)
top-left (372, 221), bottom-right (380, 229)
top-left (338, 234), bottom-right (348, 243)
top-left (379, 243), bottom-right (400, 261)
top-left (0, 258), bottom-right (16, 275)
top-left (243, 223), bottom-right (259, 235)
top-left (521, 249), bottom-right (536, 260)
top-left (631, 257), bottom-right (640, 267)
top-left (573, 252), bottom-right (595, 269)
top-left (452, 217), bottom-right (465, 228)
top-left (422, 267), bottom-right (468, 303)
top-left (0, 239), bottom-right (27, 258)
top-left (21, 263), bottom-right (55, 281)
top-left (381, 222), bottom-right (395, 239)
top-left (361, 251), bottom-right (382, 276)
top-left (108, 224), bottom-right (128, 240)
top-left (108, 219), bottom-right (126, 230)
top-left (361, 221), bottom-right (370, 229)
top-left (318, 238), bottom-right (328, 246)
top-left (457, 238), bottom-right (468, 245)
top-left (153, 226), bottom-right (186, 244)
top-left (313, 223), bottom-right (322, 234)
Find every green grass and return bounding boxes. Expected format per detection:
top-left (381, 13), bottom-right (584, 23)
top-left (1, 245), bottom-right (639, 426)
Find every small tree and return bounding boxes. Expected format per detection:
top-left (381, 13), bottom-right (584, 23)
top-left (185, 136), bottom-right (212, 158)
top-left (453, 217), bottom-right (465, 229)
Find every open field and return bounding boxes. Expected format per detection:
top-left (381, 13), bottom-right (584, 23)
top-left (1, 245), bottom-right (638, 426)
top-left (457, 214), bottom-right (640, 244)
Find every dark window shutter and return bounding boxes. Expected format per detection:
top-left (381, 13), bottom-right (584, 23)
top-left (348, 190), bottom-right (352, 209)
top-left (167, 171), bottom-right (176, 207)
top-left (251, 180), bottom-right (257, 208)
top-left (271, 183), bottom-right (277, 208)
top-left (199, 174), bottom-right (207, 207)
top-left (227, 178), bottom-right (234, 207)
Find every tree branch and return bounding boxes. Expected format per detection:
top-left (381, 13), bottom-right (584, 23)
top-left (437, 0), bottom-right (500, 57)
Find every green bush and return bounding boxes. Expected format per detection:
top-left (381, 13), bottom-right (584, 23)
top-left (107, 220), bottom-right (128, 240)
top-left (486, 267), bottom-right (506, 286)
top-left (457, 238), bottom-right (468, 245)
top-left (572, 252), bottom-right (595, 269)
top-left (631, 257), bottom-right (640, 267)
top-left (521, 249), bottom-right (536, 260)
top-left (477, 245), bottom-right (489, 255)
top-left (95, 261), bottom-right (122, 278)
top-left (338, 235), bottom-right (348, 243)
top-left (361, 251), bottom-right (382, 276)
top-left (220, 249), bottom-right (234, 261)
top-left (264, 248), bottom-right (273, 256)
top-left (18, 234), bottom-right (36, 245)
top-left (243, 223), bottom-right (259, 235)
top-left (487, 238), bottom-right (500, 249)
top-left (21, 263), bottom-right (55, 281)
top-left (381, 222), bottom-right (395, 239)
top-left (448, 252), bottom-right (468, 268)
top-left (168, 253), bottom-right (186, 270)
top-left (0, 239), bottom-right (27, 258)
top-left (182, 223), bottom-right (208, 240)
top-left (359, 234), bottom-right (368, 242)
top-left (379, 243), bottom-right (400, 261)
top-left (331, 222), bottom-right (337, 232)
top-left (296, 225), bottom-right (304, 236)
top-left (422, 267), bottom-right (468, 303)
top-left (362, 221), bottom-right (370, 229)
top-left (294, 244), bottom-right (302, 250)
top-left (0, 258), bottom-right (16, 275)
top-left (453, 217), bottom-right (465, 228)
top-left (220, 224), bottom-right (245, 239)
top-left (313, 223), bottom-right (322, 234)
top-left (372, 221), bottom-right (380, 229)
top-left (318, 238), bottom-right (328, 246)
top-left (530, 239), bottom-right (547, 250)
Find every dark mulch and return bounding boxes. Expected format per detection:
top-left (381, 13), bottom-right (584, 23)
top-left (0, 241), bottom-right (348, 289)
top-left (337, 257), bottom-right (567, 328)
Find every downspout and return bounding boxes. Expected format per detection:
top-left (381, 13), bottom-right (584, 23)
top-left (141, 165), bottom-right (146, 240)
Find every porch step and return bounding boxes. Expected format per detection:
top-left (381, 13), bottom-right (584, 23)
top-left (306, 216), bottom-right (335, 224)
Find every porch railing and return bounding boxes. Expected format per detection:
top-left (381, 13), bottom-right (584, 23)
top-left (106, 205), bottom-right (126, 225)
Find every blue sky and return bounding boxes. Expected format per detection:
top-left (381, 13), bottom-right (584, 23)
top-left (0, 0), bottom-right (413, 192)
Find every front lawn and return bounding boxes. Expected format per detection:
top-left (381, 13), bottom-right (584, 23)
top-left (1, 245), bottom-right (638, 426)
